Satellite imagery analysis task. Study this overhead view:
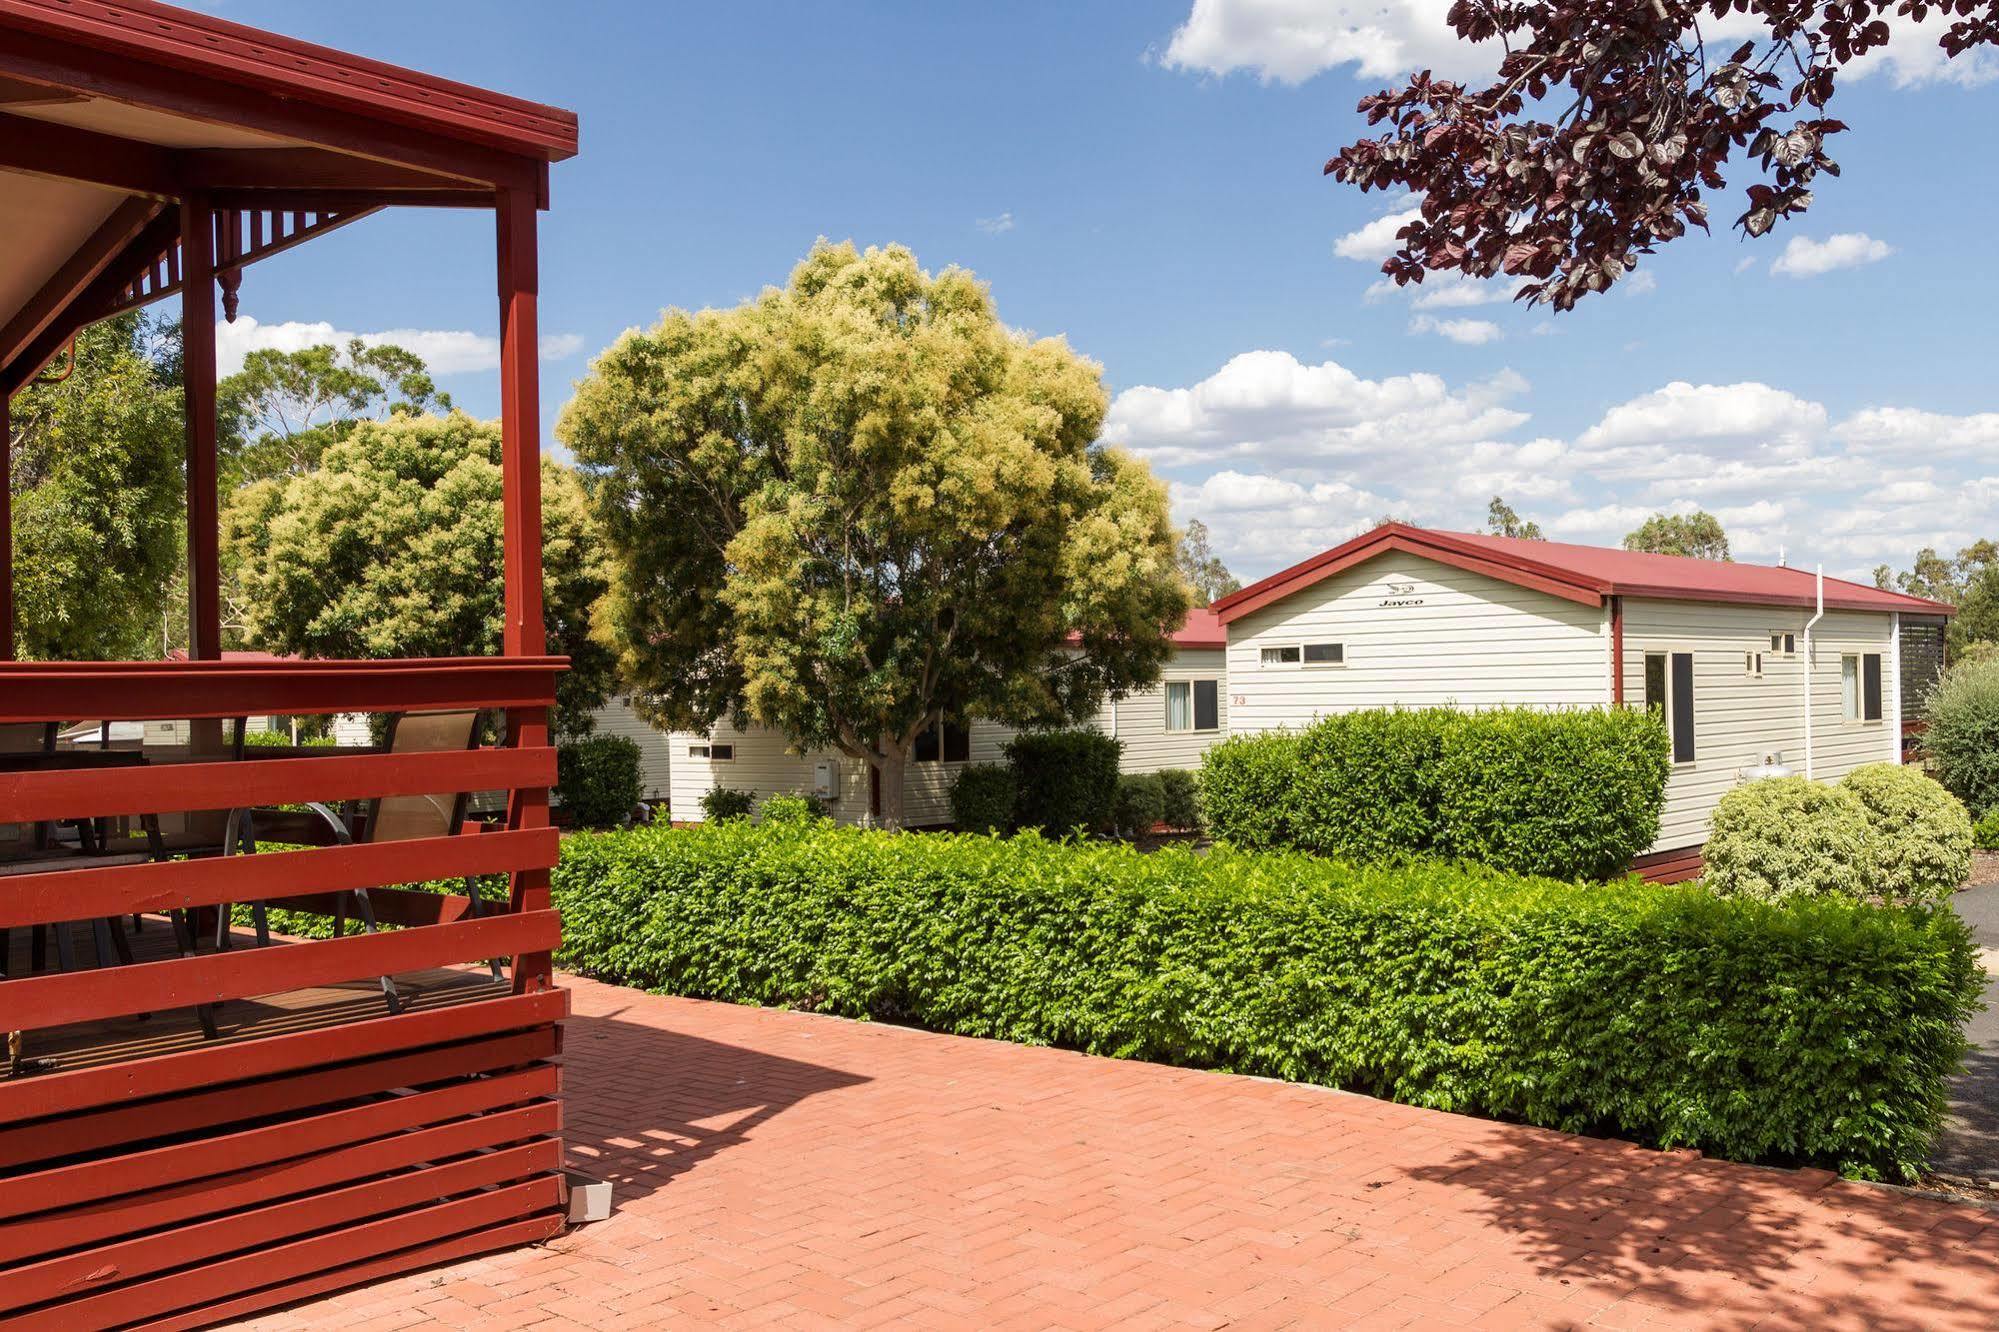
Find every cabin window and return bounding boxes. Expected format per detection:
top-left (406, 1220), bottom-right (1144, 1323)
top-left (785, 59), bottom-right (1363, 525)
top-left (1645, 651), bottom-right (1695, 763)
top-left (1843, 654), bottom-right (1883, 722)
top-left (1260, 645), bottom-right (1301, 666)
top-left (1165, 680), bottom-right (1221, 733)
top-left (1769, 632), bottom-right (1796, 657)
top-left (914, 717), bottom-right (971, 763)
top-left (689, 742), bottom-right (734, 761)
top-left (1744, 652), bottom-right (1763, 678)
top-left (1302, 642), bottom-right (1344, 666)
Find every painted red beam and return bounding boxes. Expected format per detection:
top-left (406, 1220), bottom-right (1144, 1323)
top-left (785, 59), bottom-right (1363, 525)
top-left (0, 206), bottom-right (179, 394)
top-left (0, 745), bottom-right (554, 824)
top-left (0, 105), bottom-right (178, 195)
top-left (7, 908), bottom-right (559, 1037)
top-left (179, 145), bottom-right (478, 191)
top-left (0, 826), bottom-right (556, 927)
top-left (0, 195), bottom-right (161, 375)
top-left (0, 654), bottom-right (562, 722)
top-left (0, 22), bottom-right (553, 192)
top-left (207, 187), bottom-right (488, 211)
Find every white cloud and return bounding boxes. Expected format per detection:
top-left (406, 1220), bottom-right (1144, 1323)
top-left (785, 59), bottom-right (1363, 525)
top-left (1367, 270), bottom-right (1522, 309)
top-left (1837, 406), bottom-right (1999, 459)
top-left (1159, 0), bottom-right (1500, 84)
top-left (1622, 271), bottom-right (1658, 297)
top-left (1128, 354), bottom-right (1999, 583)
top-left (975, 211), bottom-right (1017, 235)
top-left (1410, 314), bottom-right (1502, 345)
top-left (214, 316), bottom-right (583, 379)
top-left (1334, 206), bottom-right (1421, 262)
top-left (1845, 10), bottom-right (1999, 87)
top-left (1102, 349), bottom-right (1529, 470)
top-left (1769, 233), bottom-right (1894, 278)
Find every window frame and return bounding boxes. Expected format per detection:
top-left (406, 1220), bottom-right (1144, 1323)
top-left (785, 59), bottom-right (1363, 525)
top-left (689, 741), bottom-right (735, 762)
top-left (1843, 652), bottom-right (1883, 723)
top-left (913, 716), bottom-right (972, 764)
top-left (1164, 679), bottom-right (1222, 734)
top-left (1301, 642), bottom-right (1345, 667)
top-left (1258, 644), bottom-right (1302, 667)
top-left (1644, 650), bottom-right (1696, 765)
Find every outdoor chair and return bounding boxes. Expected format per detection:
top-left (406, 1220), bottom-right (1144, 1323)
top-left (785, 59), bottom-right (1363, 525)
top-left (221, 709), bottom-right (502, 1016)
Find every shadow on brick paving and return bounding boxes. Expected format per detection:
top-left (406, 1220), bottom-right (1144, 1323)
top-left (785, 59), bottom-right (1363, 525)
top-left (1408, 1132), bottom-right (1998, 1330)
top-left (559, 1002), bottom-right (871, 1207)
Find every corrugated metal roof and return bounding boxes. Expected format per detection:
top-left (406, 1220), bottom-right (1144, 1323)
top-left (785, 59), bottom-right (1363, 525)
top-left (1211, 523), bottom-right (1954, 624)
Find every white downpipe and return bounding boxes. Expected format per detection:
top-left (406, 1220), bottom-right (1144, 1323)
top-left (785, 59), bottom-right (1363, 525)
top-left (1888, 611), bottom-right (1903, 764)
top-left (1803, 565), bottom-right (1825, 779)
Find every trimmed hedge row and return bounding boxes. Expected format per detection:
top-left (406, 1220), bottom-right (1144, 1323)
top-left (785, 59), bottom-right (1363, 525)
top-left (1201, 706), bottom-right (1670, 881)
top-left (553, 822), bottom-right (1981, 1178)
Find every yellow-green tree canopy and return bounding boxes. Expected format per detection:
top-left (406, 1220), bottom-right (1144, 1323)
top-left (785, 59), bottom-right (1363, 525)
top-left (560, 241), bottom-right (1188, 825)
top-left (225, 411), bottom-right (614, 733)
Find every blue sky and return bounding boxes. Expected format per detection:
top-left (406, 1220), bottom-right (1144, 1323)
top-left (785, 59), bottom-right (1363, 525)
top-left (211, 0), bottom-right (1999, 582)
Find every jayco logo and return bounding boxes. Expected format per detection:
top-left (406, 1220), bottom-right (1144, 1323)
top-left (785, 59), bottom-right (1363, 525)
top-left (1377, 578), bottom-right (1425, 609)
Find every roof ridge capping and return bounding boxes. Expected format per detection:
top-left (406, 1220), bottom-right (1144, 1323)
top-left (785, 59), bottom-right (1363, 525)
top-left (1211, 522), bottom-right (1954, 623)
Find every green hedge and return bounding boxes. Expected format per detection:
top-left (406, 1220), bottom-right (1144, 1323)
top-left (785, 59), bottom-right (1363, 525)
top-left (1112, 772), bottom-right (1166, 836)
top-left (553, 822), bottom-right (1982, 1179)
top-left (1201, 707), bottom-right (1670, 881)
top-left (1003, 730), bottom-right (1122, 836)
top-left (556, 734), bottom-right (643, 829)
top-left (1922, 658), bottom-right (1999, 817)
top-left (947, 764), bottom-right (1016, 834)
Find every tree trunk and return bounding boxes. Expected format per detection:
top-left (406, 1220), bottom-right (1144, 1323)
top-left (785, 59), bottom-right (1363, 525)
top-left (873, 745), bottom-right (909, 830)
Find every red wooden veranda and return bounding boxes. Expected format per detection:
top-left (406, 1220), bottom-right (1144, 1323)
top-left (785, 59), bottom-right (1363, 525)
top-left (0, 2), bottom-right (578, 1325)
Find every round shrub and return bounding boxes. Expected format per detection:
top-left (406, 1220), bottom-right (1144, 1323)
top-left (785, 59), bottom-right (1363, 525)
top-left (759, 792), bottom-right (828, 826)
top-left (699, 786), bottom-right (756, 823)
top-left (1112, 773), bottom-right (1166, 838)
top-left (948, 763), bottom-right (1016, 834)
top-left (1704, 777), bottom-right (1872, 902)
top-left (1004, 729), bottom-right (1122, 836)
top-left (1975, 808), bottom-right (1999, 852)
top-left (556, 734), bottom-right (644, 829)
top-left (1157, 768), bottom-right (1201, 831)
top-left (1921, 657), bottom-right (1999, 817)
top-left (1198, 732), bottom-right (1299, 851)
top-left (1839, 763), bottom-right (1972, 904)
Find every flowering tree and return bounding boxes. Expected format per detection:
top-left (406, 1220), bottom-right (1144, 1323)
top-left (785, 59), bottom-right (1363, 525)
top-left (561, 242), bottom-right (1187, 827)
top-left (1327, 1), bottom-right (1993, 308)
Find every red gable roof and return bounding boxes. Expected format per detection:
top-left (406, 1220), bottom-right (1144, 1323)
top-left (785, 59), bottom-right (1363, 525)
top-left (1173, 608), bottom-right (1225, 648)
top-left (1210, 523), bottom-right (1953, 625)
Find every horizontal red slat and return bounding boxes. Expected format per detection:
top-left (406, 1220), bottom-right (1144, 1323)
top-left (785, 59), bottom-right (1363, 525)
top-left (0, 826), bottom-right (556, 927)
top-left (126, 1213), bottom-right (568, 1332)
top-left (7, 910), bottom-right (559, 1031)
top-left (0, 1101), bottom-right (559, 1268)
top-left (0, 655), bottom-right (563, 723)
top-left (0, 1063), bottom-right (558, 1220)
top-left (6, 1176), bottom-right (563, 1331)
top-left (0, 745), bottom-right (554, 822)
top-left (2, 1134), bottom-right (560, 1311)
top-left (0, 987), bottom-right (566, 1124)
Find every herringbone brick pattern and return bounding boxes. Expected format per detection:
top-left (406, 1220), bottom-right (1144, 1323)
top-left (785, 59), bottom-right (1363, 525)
top-left (236, 974), bottom-right (1999, 1330)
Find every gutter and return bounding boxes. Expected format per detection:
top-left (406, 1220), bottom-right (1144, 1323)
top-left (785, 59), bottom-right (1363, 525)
top-left (1802, 565), bottom-right (1824, 779)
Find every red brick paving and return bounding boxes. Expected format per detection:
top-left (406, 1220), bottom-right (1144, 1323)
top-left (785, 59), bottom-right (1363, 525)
top-left (237, 973), bottom-right (1999, 1330)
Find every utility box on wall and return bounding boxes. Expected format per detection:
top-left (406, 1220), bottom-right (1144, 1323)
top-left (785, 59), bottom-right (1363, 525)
top-left (812, 759), bottom-right (839, 800)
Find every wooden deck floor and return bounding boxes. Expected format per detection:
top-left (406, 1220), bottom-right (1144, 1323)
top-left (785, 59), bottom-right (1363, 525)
top-left (5, 919), bottom-right (507, 1076)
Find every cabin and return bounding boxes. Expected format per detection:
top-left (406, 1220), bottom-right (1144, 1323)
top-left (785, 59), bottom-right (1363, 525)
top-left (0, 2), bottom-right (577, 1325)
top-left (1210, 524), bottom-right (1954, 879)
top-left (662, 610), bottom-right (1230, 824)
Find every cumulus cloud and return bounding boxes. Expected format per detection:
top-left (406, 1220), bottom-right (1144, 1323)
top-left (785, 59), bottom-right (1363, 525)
top-left (1367, 271), bottom-right (1523, 310)
top-left (1770, 233), bottom-right (1894, 278)
top-left (1159, 0), bottom-right (1499, 83)
top-left (1101, 349), bottom-right (1529, 470)
top-left (975, 211), bottom-right (1017, 235)
top-left (1409, 314), bottom-right (1502, 345)
top-left (1333, 206), bottom-right (1421, 262)
top-left (214, 316), bottom-right (583, 379)
top-left (1119, 354), bottom-right (1999, 582)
